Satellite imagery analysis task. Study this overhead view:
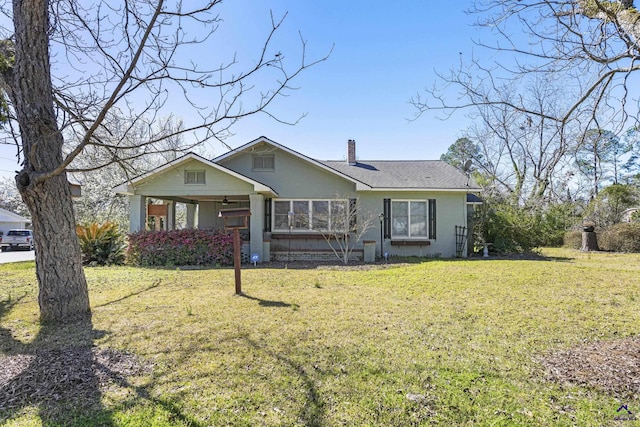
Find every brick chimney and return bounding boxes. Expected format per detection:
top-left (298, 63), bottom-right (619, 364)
top-left (347, 139), bottom-right (356, 165)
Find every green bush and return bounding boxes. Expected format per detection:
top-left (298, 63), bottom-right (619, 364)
top-left (475, 202), bottom-right (574, 253)
top-left (76, 222), bottom-right (126, 266)
top-left (126, 229), bottom-right (236, 267)
top-left (598, 223), bottom-right (640, 252)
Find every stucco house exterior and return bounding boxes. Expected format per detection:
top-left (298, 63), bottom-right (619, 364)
top-left (115, 137), bottom-right (481, 261)
top-left (622, 207), bottom-right (639, 223)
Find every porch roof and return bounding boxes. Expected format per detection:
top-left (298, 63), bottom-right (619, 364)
top-left (113, 152), bottom-right (278, 198)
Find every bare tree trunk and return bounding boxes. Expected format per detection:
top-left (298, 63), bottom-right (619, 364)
top-left (8, 0), bottom-right (90, 322)
top-left (581, 231), bottom-right (599, 252)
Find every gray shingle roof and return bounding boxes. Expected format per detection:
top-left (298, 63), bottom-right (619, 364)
top-left (320, 160), bottom-right (480, 190)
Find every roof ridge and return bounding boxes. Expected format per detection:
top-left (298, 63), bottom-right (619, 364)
top-left (322, 159), bottom-right (444, 163)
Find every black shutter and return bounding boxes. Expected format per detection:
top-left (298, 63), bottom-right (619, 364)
top-left (383, 198), bottom-right (391, 239)
top-left (264, 198), bottom-right (271, 232)
top-left (349, 198), bottom-right (357, 231)
top-left (428, 199), bottom-right (436, 239)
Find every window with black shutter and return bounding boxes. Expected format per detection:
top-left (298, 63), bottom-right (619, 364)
top-left (383, 198), bottom-right (391, 239)
top-left (428, 199), bottom-right (437, 240)
top-left (264, 198), bottom-right (272, 232)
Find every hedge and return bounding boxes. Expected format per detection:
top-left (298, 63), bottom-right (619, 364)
top-left (127, 229), bottom-right (236, 267)
top-left (563, 223), bottom-right (640, 252)
top-left (562, 230), bottom-right (582, 250)
top-left (598, 223), bottom-right (640, 253)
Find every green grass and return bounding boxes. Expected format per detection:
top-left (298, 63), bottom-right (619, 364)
top-left (1, 249), bottom-right (640, 426)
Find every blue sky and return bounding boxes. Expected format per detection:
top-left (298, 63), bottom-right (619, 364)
top-left (0, 1), bottom-right (480, 179)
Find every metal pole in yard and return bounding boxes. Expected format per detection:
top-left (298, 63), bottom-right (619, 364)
top-left (233, 228), bottom-right (242, 294)
top-left (379, 213), bottom-right (385, 258)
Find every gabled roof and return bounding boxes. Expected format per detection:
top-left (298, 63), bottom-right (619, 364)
top-left (215, 136), bottom-right (373, 191)
top-left (321, 160), bottom-right (480, 191)
top-left (0, 207), bottom-right (29, 222)
top-left (113, 152), bottom-right (277, 195)
top-left (217, 137), bottom-right (479, 191)
top-left (116, 137), bottom-right (480, 195)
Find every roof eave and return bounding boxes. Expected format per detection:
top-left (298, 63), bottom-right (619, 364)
top-left (364, 187), bottom-right (481, 192)
top-left (113, 183), bottom-right (133, 195)
top-left (112, 151), bottom-right (278, 196)
top-left (217, 137), bottom-right (371, 190)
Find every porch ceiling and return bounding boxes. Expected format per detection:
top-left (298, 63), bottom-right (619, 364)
top-left (146, 194), bottom-right (251, 205)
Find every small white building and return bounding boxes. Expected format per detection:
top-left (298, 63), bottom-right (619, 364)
top-left (0, 207), bottom-right (30, 236)
top-left (622, 207), bottom-right (639, 223)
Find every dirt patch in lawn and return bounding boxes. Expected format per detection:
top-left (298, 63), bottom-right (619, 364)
top-left (0, 346), bottom-right (151, 419)
top-left (541, 337), bottom-right (640, 397)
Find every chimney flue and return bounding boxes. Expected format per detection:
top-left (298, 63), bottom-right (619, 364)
top-left (347, 139), bottom-right (356, 165)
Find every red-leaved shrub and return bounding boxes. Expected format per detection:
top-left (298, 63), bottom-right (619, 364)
top-left (126, 229), bottom-right (236, 266)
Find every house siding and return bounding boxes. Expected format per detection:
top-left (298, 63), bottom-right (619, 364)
top-left (358, 192), bottom-right (467, 258)
top-left (119, 139), bottom-right (476, 261)
top-left (131, 158), bottom-right (255, 196)
top-left (0, 221), bottom-right (28, 236)
top-left (220, 148), bottom-right (356, 198)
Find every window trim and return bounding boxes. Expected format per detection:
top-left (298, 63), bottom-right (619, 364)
top-left (390, 199), bottom-right (429, 239)
top-left (272, 199), bottom-right (349, 232)
top-left (252, 154), bottom-right (275, 171)
top-left (184, 169), bottom-right (206, 185)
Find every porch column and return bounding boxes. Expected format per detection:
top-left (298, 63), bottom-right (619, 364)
top-left (129, 195), bottom-right (146, 232)
top-left (249, 194), bottom-right (264, 262)
top-left (186, 203), bottom-right (196, 229)
top-left (167, 201), bottom-right (176, 230)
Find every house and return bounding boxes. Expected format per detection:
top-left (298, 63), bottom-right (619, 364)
top-left (622, 207), bottom-right (639, 223)
top-left (0, 207), bottom-right (30, 236)
top-left (114, 137), bottom-right (481, 261)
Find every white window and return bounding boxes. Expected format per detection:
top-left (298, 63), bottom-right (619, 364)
top-left (252, 154), bottom-right (275, 171)
top-left (392, 201), bottom-right (427, 238)
top-left (184, 170), bottom-right (205, 184)
top-left (273, 199), bottom-right (348, 231)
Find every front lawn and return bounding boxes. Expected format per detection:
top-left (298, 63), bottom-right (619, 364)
top-left (1, 248), bottom-right (639, 426)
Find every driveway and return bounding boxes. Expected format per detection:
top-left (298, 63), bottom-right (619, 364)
top-left (0, 249), bottom-right (35, 264)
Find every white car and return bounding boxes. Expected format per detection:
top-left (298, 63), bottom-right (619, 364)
top-left (0, 229), bottom-right (35, 251)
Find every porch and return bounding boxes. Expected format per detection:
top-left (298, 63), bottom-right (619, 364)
top-left (127, 193), bottom-right (269, 262)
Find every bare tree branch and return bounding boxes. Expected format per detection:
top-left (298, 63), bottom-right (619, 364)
top-left (413, 0), bottom-right (640, 204)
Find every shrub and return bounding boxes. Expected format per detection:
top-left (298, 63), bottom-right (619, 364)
top-left (76, 222), bottom-right (126, 266)
top-left (598, 223), bottom-right (640, 252)
top-left (126, 229), bottom-right (236, 267)
top-left (475, 202), bottom-right (574, 253)
top-left (562, 230), bottom-right (582, 249)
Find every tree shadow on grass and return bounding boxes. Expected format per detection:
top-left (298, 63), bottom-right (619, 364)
top-left (94, 279), bottom-right (161, 308)
top-left (238, 292), bottom-right (294, 308)
top-left (0, 285), bottom-right (203, 426)
top-left (92, 371), bottom-right (206, 427)
top-left (0, 304), bottom-right (115, 425)
top-left (243, 336), bottom-right (326, 427)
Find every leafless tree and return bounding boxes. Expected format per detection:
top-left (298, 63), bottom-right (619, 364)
top-left (445, 77), bottom-right (576, 205)
top-left (71, 115), bottom-right (196, 229)
top-left (0, 176), bottom-right (27, 216)
top-left (311, 198), bottom-right (377, 265)
top-left (0, 0), bottom-right (329, 323)
top-left (413, 0), bottom-right (640, 204)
